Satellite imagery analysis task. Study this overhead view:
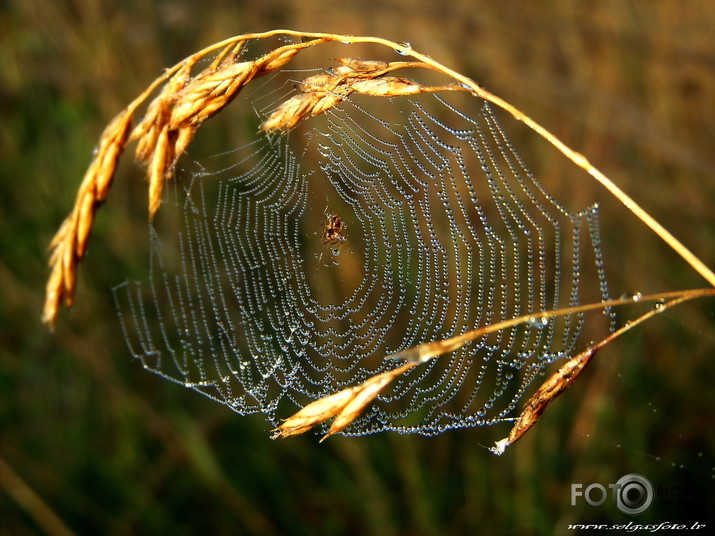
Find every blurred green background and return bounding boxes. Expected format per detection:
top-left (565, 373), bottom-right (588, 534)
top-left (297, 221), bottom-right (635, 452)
top-left (1, 1), bottom-right (714, 534)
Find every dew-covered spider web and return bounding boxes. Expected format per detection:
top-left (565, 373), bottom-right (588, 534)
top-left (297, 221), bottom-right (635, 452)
top-left (114, 76), bottom-right (615, 436)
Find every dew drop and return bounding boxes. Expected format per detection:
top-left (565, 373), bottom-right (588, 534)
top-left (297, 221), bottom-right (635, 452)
top-left (619, 291), bottom-right (642, 302)
top-left (395, 41), bottom-right (412, 55)
top-left (653, 298), bottom-right (666, 310)
top-left (332, 248), bottom-right (341, 257)
top-left (527, 316), bottom-right (548, 329)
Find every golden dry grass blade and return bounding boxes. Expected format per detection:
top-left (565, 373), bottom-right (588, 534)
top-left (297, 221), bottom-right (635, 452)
top-left (321, 363), bottom-right (416, 441)
top-left (272, 386), bottom-right (359, 439)
top-left (43, 108), bottom-right (133, 326)
top-left (260, 58), bottom-right (460, 132)
top-left (148, 125), bottom-right (170, 216)
top-left (132, 62), bottom-right (194, 163)
top-left (44, 28), bottom-right (714, 358)
top-left (272, 362), bottom-right (416, 440)
top-left (490, 347), bottom-right (598, 456)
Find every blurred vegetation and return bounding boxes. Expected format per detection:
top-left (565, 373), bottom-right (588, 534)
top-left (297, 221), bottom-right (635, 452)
top-left (1, 0), bottom-right (713, 534)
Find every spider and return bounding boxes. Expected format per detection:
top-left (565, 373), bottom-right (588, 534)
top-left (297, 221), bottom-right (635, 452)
top-left (322, 211), bottom-right (347, 245)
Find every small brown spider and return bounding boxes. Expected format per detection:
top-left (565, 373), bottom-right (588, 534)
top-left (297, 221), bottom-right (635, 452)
top-left (322, 211), bottom-right (347, 245)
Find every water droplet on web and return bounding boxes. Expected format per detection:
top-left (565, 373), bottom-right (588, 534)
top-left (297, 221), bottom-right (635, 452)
top-left (332, 248), bottom-right (340, 257)
top-left (526, 316), bottom-right (548, 329)
top-left (653, 298), bottom-right (666, 310)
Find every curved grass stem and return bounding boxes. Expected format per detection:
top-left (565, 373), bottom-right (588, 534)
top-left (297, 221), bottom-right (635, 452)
top-left (44, 30), bottom-right (714, 326)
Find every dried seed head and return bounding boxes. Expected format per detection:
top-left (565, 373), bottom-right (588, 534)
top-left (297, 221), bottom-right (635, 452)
top-left (42, 108), bottom-right (132, 327)
top-left (40, 34), bottom-right (463, 334)
top-left (491, 346), bottom-right (598, 455)
top-left (271, 361), bottom-right (416, 440)
top-left (335, 58), bottom-right (390, 72)
top-left (261, 57), bottom-right (464, 132)
top-left (272, 386), bottom-right (359, 438)
top-left (43, 37), bottom-right (328, 326)
top-left (321, 374), bottom-right (394, 441)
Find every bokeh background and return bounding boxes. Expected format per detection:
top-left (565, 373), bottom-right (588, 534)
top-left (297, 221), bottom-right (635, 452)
top-left (1, 1), bottom-right (714, 534)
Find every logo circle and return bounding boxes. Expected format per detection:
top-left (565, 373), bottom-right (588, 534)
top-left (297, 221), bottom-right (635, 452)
top-left (615, 473), bottom-right (653, 515)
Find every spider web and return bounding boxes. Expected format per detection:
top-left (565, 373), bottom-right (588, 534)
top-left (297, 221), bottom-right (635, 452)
top-left (114, 82), bottom-right (614, 436)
